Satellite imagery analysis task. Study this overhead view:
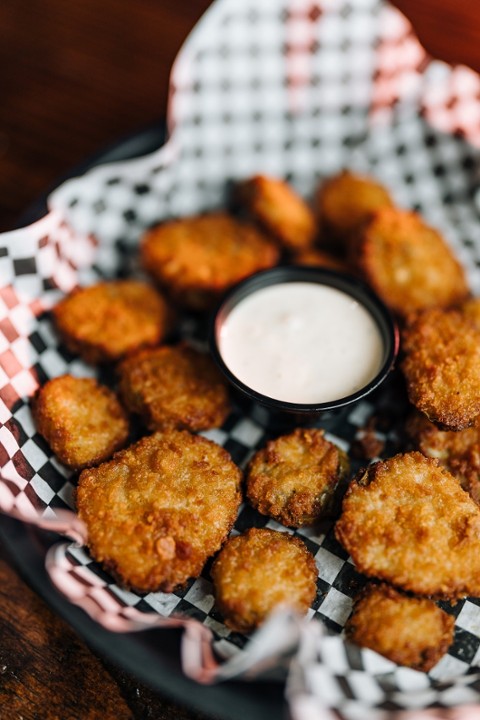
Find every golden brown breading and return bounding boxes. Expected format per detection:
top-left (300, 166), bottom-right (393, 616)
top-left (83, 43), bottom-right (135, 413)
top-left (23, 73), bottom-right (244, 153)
top-left (354, 208), bottom-right (469, 318)
top-left (246, 428), bottom-right (350, 527)
top-left (345, 583), bottom-right (455, 672)
top-left (53, 280), bottom-right (171, 364)
top-left (141, 212), bottom-right (279, 310)
top-left (335, 452), bottom-right (480, 599)
top-left (236, 174), bottom-right (317, 251)
top-left (77, 430), bottom-right (242, 593)
top-left (316, 170), bottom-right (393, 249)
top-left (117, 343), bottom-right (231, 432)
top-left (406, 411), bottom-right (480, 504)
top-left (461, 296), bottom-right (480, 329)
top-left (291, 248), bottom-right (353, 274)
top-left (32, 375), bottom-right (129, 470)
top-left (210, 527), bottom-right (317, 633)
top-left (401, 308), bottom-right (480, 430)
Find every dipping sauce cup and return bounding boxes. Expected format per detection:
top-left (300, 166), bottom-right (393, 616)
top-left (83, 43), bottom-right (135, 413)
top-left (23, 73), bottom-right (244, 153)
top-left (210, 266), bottom-right (399, 417)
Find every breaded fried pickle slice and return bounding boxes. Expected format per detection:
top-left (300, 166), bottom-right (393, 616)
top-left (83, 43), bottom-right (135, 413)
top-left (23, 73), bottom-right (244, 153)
top-left (236, 174), bottom-right (317, 251)
top-left (401, 308), bottom-right (480, 430)
top-left (141, 212), bottom-right (279, 310)
top-left (316, 170), bottom-right (393, 249)
top-left (291, 248), bottom-right (353, 274)
top-left (355, 208), bottom-right (469, 318)
top-left (33, 375), bottom-right (129, 470)
top-left (406, 411), bottom-right (480, 504)
top-left (211, 527), bottom-right (317, 633)
top-left (53, 280), bottom-right (170, 363)
top-left (335, 452), bottom-right (480, 598)
top-left (246, 428), bottom-right (349, 527)
top-left (346, 583), bottom-right (454, 672)
top-left (462, 296), bottom-right (480, 329)
top-left (118, 343), bottom-right (230, 432)
top-left (77, 430), bottom-right (242, 593)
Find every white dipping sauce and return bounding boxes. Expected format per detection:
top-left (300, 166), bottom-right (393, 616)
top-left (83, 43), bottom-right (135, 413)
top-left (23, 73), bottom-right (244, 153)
top-left (218, 282), bottom-right (385, 404)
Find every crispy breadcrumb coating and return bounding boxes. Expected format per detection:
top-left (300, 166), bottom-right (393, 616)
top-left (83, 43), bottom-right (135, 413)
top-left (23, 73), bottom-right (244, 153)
top-left (246, 428), bottom-right (350, 527)
top-left (335, 452), bottom-right (480, 598)
top-left (291, 248), bottom-right (353, 274)
top-left (236, 174), bottom-right (317, 251)
top-left (118, 343), bottom-right (231, 432)
top-left (211, 527), bottom-right (318, 633)
top-left (53, 280), bottom-right (171, 363)
top-left (316, 170), bottom-right (393, 249)
top-left (77, 430), bottom-right (242, 593)
top-left (32, 375), bottom-right (129, 470)
top-left (141, 212), bottom-right (279, 310)
top-left (354, 208), bottom-right (469, 318)
top-left (346, 583), bottom-right (455, 672)
top-left (406, 411), bottom-right (480, 504)
top-left (461, 296), bottom-right (480, 329)
top-left (401, 307), bottom-right (480, 430)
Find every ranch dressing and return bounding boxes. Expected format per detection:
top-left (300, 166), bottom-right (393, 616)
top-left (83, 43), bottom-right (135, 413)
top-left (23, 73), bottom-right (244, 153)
top-left (218, 282), bottom-right (384, 404)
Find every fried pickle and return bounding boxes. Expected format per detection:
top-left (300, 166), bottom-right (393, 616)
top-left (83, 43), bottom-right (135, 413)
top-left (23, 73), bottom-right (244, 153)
top-left (77, 430), bottom-right (242, 593)
top-left (345, 583), bottom-right (455, 672)
top-left (33, 375), bottom-right (129, 470)
top-left (291, 248), bottom-right (353, 274)
top-left (316, 170), bottom-right (393, 250)
top-left (53, 280), bottom-right (170, 364)
top-left (335, 452), bottom-right (480, 598)
top-left (461, 296), bottom-right (480, 329)
top-left (406, 410), bottom-right (480, 504)
top-left (210, 527), bottom-right (317, 633)
top-left (354, 208), bottom-right (469, 318)
top-left (141, 212), bottom-right (279, 310)
top-left (401, 307), bottom-right (480, 430)
top-left (118, 343), bottom-right (230, 432)
top-left (236, 174), bottom-right (317, 252)
top-left (246, 428), bottom-right (349, 527)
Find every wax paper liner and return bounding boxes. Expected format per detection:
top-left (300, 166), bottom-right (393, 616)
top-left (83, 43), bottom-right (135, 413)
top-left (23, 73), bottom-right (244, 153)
top-left (2, 0), bottom-right (480, 717)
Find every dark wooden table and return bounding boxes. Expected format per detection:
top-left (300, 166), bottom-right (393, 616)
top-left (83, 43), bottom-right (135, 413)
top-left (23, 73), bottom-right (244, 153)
top-left (1, 0), bottom-right (479, 718)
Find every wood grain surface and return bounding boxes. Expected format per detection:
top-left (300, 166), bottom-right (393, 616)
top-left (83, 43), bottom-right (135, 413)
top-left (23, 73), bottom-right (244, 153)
top-left (1, 0), bottom-right (479, 718)
top-left (0, 0), bottom-right (211, 231)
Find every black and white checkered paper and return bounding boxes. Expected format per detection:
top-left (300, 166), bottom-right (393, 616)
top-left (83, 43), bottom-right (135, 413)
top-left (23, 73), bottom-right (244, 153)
top-left (2, 0), bottom-right (480, 717)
